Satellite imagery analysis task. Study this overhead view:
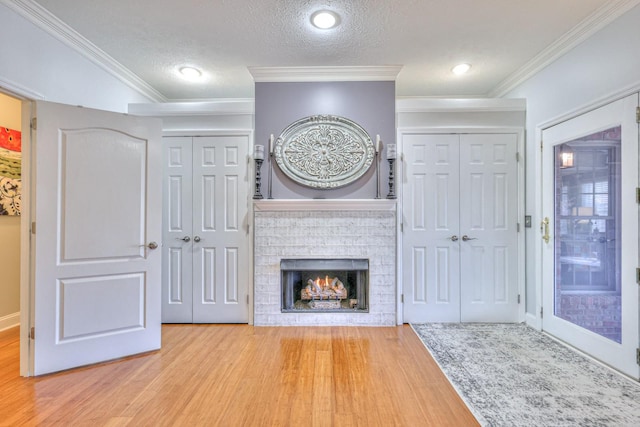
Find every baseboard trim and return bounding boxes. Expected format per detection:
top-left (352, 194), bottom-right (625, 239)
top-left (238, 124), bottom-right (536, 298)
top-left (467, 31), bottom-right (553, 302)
top-left (0, 312), bottom-right (20, 332)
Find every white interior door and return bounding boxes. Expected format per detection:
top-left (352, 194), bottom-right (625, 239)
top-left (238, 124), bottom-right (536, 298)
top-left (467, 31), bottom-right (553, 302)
top-left (162, 137), bottom-right (194, 322)
top-left (162, 135), bottom-right (250, 323)
top-left (29, 100), bottom-right (162, 375)
top-left (402, 133), bottom-right (519, 323)
top-left (541, 94), bottom-right (639, 379)
top-left (459, 134), bottom-right (519, 322)
top-left (403, 134), bottom-right (461, 322)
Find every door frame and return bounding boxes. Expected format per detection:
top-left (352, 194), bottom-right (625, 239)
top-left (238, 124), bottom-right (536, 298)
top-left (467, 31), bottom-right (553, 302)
top-left (162, 129), bottom-right (255, 325)
top-left (396, 125), bottom-right (526, 324)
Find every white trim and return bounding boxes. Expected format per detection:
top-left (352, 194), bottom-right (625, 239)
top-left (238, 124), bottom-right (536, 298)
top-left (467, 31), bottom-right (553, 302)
top-left (253, 199), bottom-right (397, 212)
top-left (248, 66), bottom-right (403, 83)
top-left (0, 76), bottom-right (45, 100)
top-left (162, 129), bottom-right (254, 137)
top-left (129, 99), bottom-right (254, 117)
top-left (526, 312), bottom-right (541, 330)
top-left (3, 0), bottom-right (166, 102)
top-left (396, 97), bottom-right (526, 113)
top-left (489, 0), bottom-right (640, 97)
top-left (539, 81), bottom-right (640, 130)
top-left (0, 312), bottom-right (20, 332)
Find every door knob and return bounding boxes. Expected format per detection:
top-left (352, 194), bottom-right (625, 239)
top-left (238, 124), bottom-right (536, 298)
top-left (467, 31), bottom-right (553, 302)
top-left (193, 236), bottom-right (201, 242)
top-left (461, 235), bottom-right (477, 241)
top-left (147, 241), bottom-right (159, 250)
top-left (178, 236), bottom-right (191, 242)
top-left (450, 235), bottom-right (459, 241)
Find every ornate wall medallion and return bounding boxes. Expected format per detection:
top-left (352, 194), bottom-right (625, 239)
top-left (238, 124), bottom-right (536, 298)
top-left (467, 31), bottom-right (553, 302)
top-left (274, 115), bottom-right (375, 189)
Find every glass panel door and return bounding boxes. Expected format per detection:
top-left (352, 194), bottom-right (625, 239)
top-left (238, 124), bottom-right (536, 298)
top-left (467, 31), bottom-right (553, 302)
top-left (554, 128), bottom-right (621, 343)
top-left (541, 93), bottom-right (639, 379)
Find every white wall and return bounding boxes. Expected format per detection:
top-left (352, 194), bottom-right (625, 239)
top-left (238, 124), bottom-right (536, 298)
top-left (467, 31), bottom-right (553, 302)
top-left (0, 2), bottom-right (154, 111)
top-left (504, 3), bottom-right (640, 321)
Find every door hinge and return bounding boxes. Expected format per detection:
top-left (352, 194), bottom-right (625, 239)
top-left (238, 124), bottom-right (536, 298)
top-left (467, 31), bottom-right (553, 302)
top-left (637, 348), bottom-right (640, 366)
top-left (29, 326), bottom-right (35, 340)
top-left (636, 106), bottom-right (639, 124)
top-left (636, 188), bottom-right (640, 204)
top-left (400, 223), bottom-right (403, 233)
top-left (636, 268), bottom-right (640, 284)
top-left (246, 295), bottom-right (250, 305)
top-left (31, 221), bottom-right (36, 234)
top-left (401, 294), bottom-right (404, 303)
top-left (30, 117), bottom-right (37, 130)
top-left (517, 294), bottom-right (521, 304)
top-left (516, 152), bottom-right (520, 162)
top-left (517, 223), bottom-right (521, 232)
top-left (540, 140), bottom-right (543, 151)
top-left (540, 306), bottom-right (544, 318)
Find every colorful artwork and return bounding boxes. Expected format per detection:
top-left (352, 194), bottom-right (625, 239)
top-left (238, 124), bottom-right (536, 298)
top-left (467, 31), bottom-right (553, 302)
top-left (0, 126), bottom-right (21, 215)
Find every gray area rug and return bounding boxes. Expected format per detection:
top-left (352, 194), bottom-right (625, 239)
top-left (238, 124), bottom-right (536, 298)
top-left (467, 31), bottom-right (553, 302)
top-left (411, 323), bottom-right (640, 427)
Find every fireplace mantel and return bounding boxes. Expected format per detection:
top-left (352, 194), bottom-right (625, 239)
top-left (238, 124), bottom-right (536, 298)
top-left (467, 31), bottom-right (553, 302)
top-left (254, 199), bottom-right (396, 212)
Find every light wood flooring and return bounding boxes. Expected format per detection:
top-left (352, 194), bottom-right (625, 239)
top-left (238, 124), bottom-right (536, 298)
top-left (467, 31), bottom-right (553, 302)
top-left (0, 324), bottom-right (478, 426)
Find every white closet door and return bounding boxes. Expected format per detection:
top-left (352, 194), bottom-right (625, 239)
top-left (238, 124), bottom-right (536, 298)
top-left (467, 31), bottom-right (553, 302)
top-left (459, 134), bottom-right (519, 322)
top-left (402, 132), bottom-right (519, 323)
top-left (162, 137), bottom-right (194, 323)
top-left (162, 135), bottom-right (250, 324)
top-left (192, 136), bottom-right (249, 323)
top-left (403, 134), bottom-right (461, 322)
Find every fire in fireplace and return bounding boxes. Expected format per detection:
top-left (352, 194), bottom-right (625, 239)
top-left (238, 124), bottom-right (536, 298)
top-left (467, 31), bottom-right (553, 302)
top-left (281, 259), bottom-right (369, 312)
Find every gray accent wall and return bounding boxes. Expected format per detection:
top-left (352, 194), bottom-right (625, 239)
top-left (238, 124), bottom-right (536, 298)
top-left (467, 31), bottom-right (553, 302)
top-left (255, 81), bottom-right (395, 199)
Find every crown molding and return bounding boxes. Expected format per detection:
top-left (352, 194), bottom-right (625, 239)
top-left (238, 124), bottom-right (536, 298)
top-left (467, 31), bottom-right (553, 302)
top-left (248, 66), bottom-right (403, 83)
top-left (396, 97), bottom-right (526, 113)
top-left (3, 0), bottom-right (167, 102)
top-left (0, 76), bottom-right (45, 100)
top-left (489, 0), bottom-right (640, 97)
top-left (128, 99), bottom-right (254, 116)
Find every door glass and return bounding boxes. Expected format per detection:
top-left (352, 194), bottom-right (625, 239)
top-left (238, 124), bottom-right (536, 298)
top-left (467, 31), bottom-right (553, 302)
top-left (554, 126), bottom-right (621, 343)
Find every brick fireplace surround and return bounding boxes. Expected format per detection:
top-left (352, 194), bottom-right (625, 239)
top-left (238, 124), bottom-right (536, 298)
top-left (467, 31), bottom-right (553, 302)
top-left (253, 200), bottom-right (397, 326)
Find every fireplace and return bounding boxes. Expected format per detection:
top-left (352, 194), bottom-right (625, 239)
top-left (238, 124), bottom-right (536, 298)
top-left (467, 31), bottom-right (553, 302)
top-left (253, 199), bottom-right (396, 326)
top-left (281, 259), bottom-right (369, 313)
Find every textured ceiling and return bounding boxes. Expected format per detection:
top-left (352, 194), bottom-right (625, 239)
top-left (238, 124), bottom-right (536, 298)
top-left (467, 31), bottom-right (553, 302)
top-left (31, 0), bottom-right (618, 100)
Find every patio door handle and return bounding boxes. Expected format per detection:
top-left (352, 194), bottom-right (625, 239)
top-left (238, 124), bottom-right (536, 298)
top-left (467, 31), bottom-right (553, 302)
top-left (542, 217), bottom-right (550, 244)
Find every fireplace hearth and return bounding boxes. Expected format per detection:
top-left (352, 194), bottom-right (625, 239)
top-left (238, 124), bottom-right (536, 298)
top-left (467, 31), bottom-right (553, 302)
top-left (281, 259), bottom-right (369, 313)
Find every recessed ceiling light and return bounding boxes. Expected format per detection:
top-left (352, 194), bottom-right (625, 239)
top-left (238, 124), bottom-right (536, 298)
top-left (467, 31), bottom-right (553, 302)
top-left (311, 10), bottom-right (339, 29)
top-left (452, 63), bottom-right (471, 75)
top-left (179, 66), bottom-right (202, 80)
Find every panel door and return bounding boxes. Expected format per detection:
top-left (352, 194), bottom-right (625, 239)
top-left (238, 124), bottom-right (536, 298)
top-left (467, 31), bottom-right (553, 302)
top-left (541, 94), bottom-right (639, 379)
top-left (402, 133), bottom-right (519, 323)
top-left (403, 134), bottom-right (461, 322)
top-left (31, 101), bottom-right (162, 375)
top-left (162, 137), bottom-right (194, 322)
top-left (459, 134), bottom-right (519, 322)
top-left (162, 136), bottom-right (250, 323)
top-left (192, 136), bottom-right (249, 323)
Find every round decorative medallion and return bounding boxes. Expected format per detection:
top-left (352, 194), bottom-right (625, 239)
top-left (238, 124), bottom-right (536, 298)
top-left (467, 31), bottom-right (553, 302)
top-left (274, 115), bottom-right (375, 189)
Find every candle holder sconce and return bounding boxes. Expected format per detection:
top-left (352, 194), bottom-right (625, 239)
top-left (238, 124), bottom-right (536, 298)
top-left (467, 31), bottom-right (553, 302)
top-left (386, 144), bottom-right (397, 199)
top-left (253, 145), bottom-right (265, 199)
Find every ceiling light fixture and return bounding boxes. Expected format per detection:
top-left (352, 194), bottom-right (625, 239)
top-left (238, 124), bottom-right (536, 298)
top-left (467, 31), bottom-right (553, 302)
top-left (311, 10), bottom-right (339, 29)
top-left (452, 63), bottom-right (471, 75)
top-left (179, 66), bottom-right (202, 80)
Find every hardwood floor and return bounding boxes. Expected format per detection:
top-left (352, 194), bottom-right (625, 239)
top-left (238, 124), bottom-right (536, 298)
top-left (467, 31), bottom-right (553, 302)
top-left (0, 325), bottom-right (478, 426)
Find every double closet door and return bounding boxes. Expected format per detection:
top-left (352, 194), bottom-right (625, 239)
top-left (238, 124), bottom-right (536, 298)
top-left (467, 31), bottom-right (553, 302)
top-left (162, 135), bottom-right (250, 323)
top-left (403, 133), bottom-right (519, 323)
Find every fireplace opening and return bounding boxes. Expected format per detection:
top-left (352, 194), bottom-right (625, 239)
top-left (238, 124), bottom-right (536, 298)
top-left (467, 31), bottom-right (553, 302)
top-left (281, 259), bottom-right (369, 313)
